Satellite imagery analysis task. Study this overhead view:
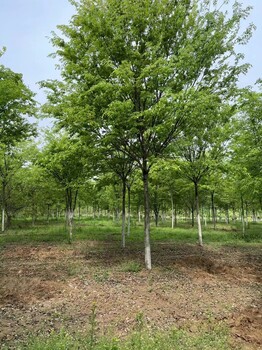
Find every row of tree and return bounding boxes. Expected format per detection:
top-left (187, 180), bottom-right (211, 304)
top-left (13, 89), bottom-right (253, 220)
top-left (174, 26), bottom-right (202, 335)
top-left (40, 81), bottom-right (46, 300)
top-left (1, 1), bottom-right (261, 269)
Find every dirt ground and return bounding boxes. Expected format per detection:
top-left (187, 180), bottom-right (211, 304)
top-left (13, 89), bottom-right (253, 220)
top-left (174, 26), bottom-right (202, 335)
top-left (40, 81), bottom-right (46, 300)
top-left (0, 240), bottom-right (261, 349)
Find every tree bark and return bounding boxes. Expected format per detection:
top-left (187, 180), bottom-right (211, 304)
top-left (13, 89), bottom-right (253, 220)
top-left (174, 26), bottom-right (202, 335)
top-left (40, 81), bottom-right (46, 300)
top-left (121, 179), bottom-right (126, 248)
top-left (191, 205), bottom-right (194, 227)
top-left (194, 181), bottom-right (203, 246)
top-left (241, 195), bottom-right (245, 235)
top-left (1, 180), bottom-right (6, 233)
top-left (1, 207), bottom-right (5, 233)
top-left (142, 165), bottom-right (151, 270)
top-left (67, 209), bottom-right (74, 243)
top-left (171, 193), bottom-right (175, 229)
top-left (127, 183), bottom-right (131, 236)
top-left (211, 191), bottom-right (216, 230)
top-left (245, 201), bottom-right (249, 229)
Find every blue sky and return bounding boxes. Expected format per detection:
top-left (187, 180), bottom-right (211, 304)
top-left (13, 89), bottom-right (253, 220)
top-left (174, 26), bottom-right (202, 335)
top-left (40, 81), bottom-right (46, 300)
top-left (0, 0), bottom-right (261, 108)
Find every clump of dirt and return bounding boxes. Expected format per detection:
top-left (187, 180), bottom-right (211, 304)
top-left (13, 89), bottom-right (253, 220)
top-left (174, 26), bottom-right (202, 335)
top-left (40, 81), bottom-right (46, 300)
top-left (0, 241), bottom-right (261, 349)
top-left (229, 306), bottom-right (262, 346)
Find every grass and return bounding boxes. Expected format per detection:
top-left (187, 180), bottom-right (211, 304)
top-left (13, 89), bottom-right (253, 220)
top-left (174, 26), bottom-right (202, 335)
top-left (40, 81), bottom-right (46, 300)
top-left (0, 217), bottom-right (261, 246)
top-left (119, 261), bottom-right (142, 272)
top-left (5, 320), bottom-right (231, 350)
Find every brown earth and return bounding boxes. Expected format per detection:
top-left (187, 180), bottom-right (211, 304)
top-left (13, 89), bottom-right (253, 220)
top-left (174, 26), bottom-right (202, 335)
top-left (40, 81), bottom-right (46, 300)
top-left (0, 241), bottom-right (261, 349)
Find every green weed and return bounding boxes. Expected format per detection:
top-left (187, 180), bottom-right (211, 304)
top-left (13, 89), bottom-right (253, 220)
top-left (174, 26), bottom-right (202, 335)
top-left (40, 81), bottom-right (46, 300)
top-left (120, 261), bottom-right (142, 273)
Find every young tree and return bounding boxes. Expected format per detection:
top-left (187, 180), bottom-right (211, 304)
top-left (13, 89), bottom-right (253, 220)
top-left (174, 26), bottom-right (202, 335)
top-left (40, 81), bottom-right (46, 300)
top-left (39, 132), bottom-right (89, 242)
top-left (46, 0), bottom-right (252, 268)
top-left (103, 150), bottom-right (136, 247)
top-left (175, 92), bottom-right (232, 245)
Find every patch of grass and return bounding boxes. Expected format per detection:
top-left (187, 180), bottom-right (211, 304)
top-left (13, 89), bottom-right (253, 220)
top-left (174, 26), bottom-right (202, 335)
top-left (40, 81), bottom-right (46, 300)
top-left (1, 218), bottom-right (261, 246)
top-left (120, 261), bottom-right (142, 273)
top-left (11, 323), bottom-right (232, 350)
top-left (93, 270), bottom-right (110, 283)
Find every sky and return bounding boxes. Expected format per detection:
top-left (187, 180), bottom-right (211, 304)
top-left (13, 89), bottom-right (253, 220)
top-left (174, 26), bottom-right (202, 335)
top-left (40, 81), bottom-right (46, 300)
top-left (0, 0), bottom-right (261, 122)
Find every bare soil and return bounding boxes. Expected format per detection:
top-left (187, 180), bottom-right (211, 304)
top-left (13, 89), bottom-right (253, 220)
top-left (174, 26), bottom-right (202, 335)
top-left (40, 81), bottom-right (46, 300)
top-left (0, 240), bottom-right (261, 349)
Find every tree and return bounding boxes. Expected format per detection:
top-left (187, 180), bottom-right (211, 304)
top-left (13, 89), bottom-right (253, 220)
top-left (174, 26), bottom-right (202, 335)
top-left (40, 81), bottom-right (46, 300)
top-left (39, 132), bottom-right (89, 242)
top-left (0, 64), bottom-right (36, 148)
top-left (175, 92), bottom-right (233, 245)
top-left (0, 56), bottom-right (36, 231)
top-left (46, 0), bottom-right (253, 268)
top-left (103, 150), bottom-right (136, 247)
top-left (230, 87), bottom-right (262, 233)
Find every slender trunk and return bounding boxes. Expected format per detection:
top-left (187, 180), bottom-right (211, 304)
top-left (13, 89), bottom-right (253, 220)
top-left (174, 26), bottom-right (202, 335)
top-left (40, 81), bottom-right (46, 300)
top-left (127, 184), bottom-right (131, 236)
top-left (245, 201), bottom-right (249, 229)
top-left (1, 181), bottom-right (6, 232)
top-left (47, 204), bottom-right (50, 224)
top-left (175, 203), bottom-right (177, 226)
top-left (121, 179), bottom-right (126, 248)
top-left (252, 209), bottom-right (257, 223)
top-left (191, 205), bottom-right (194, 227)
top-left (211, 191), bottom-right (216, 230)
top-left (225, 206), bottom-right (229, 224)
top-left (171, 193), bottom-right (174, 229)
top-left (194, 182), bottom-right (203, 246)
top-left (142, 166), bottom-right (151, 270)
top-left (232, 205), bottom-right (236, 224)
top-left (67, 209), bottom-right (74, 244)
top-left (65, 187), bottom-right (78, 243)
top-left (138, 207), bottom-right (141, 223)
top-left (1, 207), bottom-right (5, 233)
top-left (154, 207), bottom-right (159, 227)
top-left (6, 213), bottom-right (12, 229)
top-left (241, 196), bottom-right (245, 235)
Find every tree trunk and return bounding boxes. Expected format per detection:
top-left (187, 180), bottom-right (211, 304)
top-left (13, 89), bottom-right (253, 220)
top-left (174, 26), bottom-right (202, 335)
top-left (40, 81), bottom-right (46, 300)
top-left (6, 213), bottom-right (12, 229)
top-left (138, 207), bottom-right (141, 223)
top-left (195, 181), bottom-right (203, 246)
top-left (241, 195), bottom-right (245, 235)
top-left (175, 202), bottom-right (177, 226)
top-left (67, 209), bottom-right (74, 243)
top-left (232, 205), bottom-right (236, 224)
top-left (142, 165), bottom-right (151, 270)
top-left (78, 201), bottom-right (81, 220)
top-left (211, 191), bottom-right (216, 230)
top-left (170, 193), bottom-right (175, 229)
top-left (245, 201), bottom-right (249, 229)
top-left (225, 206), bottom-right (229, 224)
top-left (121, 179), bottom-right (126, 248)
top-left (127, 184), bottom-right (131, 236)
top-left (191, 205), bottom-right (194, 227)
top-left (154, 207), bottom-right (159, 227)
top-left (47, 204), bottom-right (50, 224)
top-left (1, 207), bottom-right (5, 233)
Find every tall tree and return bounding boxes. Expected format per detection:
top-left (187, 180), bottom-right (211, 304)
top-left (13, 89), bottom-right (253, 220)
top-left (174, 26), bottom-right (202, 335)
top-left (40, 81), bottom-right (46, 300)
top-left (0, 55), bottom-right (36, 232)
top-left (46, 0), bottom-right (253, 268)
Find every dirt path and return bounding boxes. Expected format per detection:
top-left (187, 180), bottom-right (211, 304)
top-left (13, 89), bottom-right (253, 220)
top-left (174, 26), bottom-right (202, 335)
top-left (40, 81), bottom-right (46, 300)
top-left (0, 241), bottom-right (261, 349)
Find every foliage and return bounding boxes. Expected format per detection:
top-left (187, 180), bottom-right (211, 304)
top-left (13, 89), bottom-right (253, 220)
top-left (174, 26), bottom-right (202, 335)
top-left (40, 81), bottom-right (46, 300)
top-left (0, 62), bottom-right (36, 148)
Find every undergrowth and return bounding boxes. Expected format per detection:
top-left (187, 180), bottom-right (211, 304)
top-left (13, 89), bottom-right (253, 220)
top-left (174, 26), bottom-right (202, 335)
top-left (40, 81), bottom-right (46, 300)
top-left (5, 316), bottom-right (232, 350)
top-left (0, 218), bottom-right (261, 246)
